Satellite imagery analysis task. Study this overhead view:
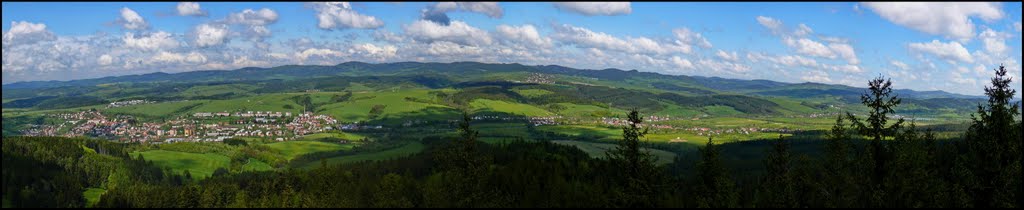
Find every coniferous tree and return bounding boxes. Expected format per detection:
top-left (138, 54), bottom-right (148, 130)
top-left (692, 137), bottom-right (739, 208)
top-left (963, 64), bottom-right (1022, 208)
top-left (846, 75), bottom-right (903, 207)
top-left (758, 136), bottom-right (797, 208)
top-left (822, 115), bottom-right (860, 207)
top-left (605, 108), bottom-right (661, 208)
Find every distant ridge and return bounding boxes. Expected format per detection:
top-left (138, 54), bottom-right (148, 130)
top-left (2, 61), bottom-right (984, 99)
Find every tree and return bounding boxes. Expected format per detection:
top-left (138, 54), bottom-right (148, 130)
top-left (821, 115), bottom-right (861, 207)
top-left (605, 108), bottom-right (661, 207)
top-left (758, 136), bottom-right (797, 208)
top-left (962, 64), bottom-right (1022, 208)
top-left (692, 137), bottom-right (739, 208)
top-left (845, 75), bottom-right (903, 207)
top-left (431, 111), bottom-right (495, 207)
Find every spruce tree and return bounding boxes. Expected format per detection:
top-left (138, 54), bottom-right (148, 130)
top-left (758, 136), bottom-right (797, 208)
top-left (963, 64), bottom-right (1021, 208)
top-left (693, 137), bottom-right (738, 208)
top-left (605, 108), bottom-right (660, 208)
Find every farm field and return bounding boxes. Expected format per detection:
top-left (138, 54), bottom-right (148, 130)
top-left (470, 99), bottom-right (553, 116)
top-left (550, 140), bottom-right (677, 165)
top-left (297, 132), bottom-right (369, 142)
top-left (302, 141), bottom-right (426, 168)
top-left (241, 158), bottom-right (274, 172)
top-left (265, 141), bottom-right (354, 160)
top-left (129, 150), bottom-right (232, 179)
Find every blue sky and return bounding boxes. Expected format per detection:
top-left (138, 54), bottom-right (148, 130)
top-left (2, 2), bottom-right (1021, 96)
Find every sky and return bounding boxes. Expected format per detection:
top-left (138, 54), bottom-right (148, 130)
top-left (2, 2), bottom-right (1022, 96)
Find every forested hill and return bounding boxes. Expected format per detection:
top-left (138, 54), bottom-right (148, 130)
top-left (2, 61), bottom-right (981, 100)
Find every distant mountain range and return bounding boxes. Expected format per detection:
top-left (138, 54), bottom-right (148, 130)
top-left (3, 61), bottom-right (984, 100)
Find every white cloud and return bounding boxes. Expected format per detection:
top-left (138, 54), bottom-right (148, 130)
top-left (862, 2), bottom-right (1003, 42)
top-left (1015, 21), bottom-right (1022, 32)
top-left (669, 56), bottom-right (694, 70)
top-left (978, 28), bottom-right (1009, 55)
top-left (890, 60), bottom-right (909, 70)
top-left (784, 37), bottom-right (835, 59)
top-left (672, 28), bottom-right (712, 49)
top-left (119, 7), bottom-right (149, 30)
top-left (2, 21), bottom-right (56, 46)
top-left (97, 54), bottom-right (114, 66)
top-left (828, 64), bottom-right (863, 73)
top-left (802, 70), bottom-right (832, 83)
top-left (756, 16), bottom-right (784, 35)
top-left (552, 23), bottom-right (690, 55)
top-left (828, 42), bottom-right (859, 64)
top-left (177, 2), bottom-right (207, 17)
top-left (227, 8), bottom-right (278, 26)
top-left (794, 24), bottom-right (813, 37)
top-left (193, 23), bottom-right (230, 47)
top-left (778, 55), bottom-right (819, 68)
top-left (553, 2), bottom-right (631, 16)
top-left (296, 48), bottom-right (346, 63)
top-left (716, 50), bottom-right (739, 62)
top-left (495, 24), bottom-right (552, 48)
top-left (425, 41), bottom-right (484, 56)
top-left (403, 20), bottom-right (492, 46)
top-left (122, 31), bottom-right (179, 51)
top-left (908, 40), bottom-right (973, 64)
top-left (309, 2), bottom-right (384, 30)
top-left (348, 43), bottom-right (397, 61)
top-left (422, 2), bottom-right (503, 23)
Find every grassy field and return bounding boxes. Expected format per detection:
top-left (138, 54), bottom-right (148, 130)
top-left (470, 99), bottom-right (553, 116)
top-left (473, 122), bottom-right (531, 139)
top-left (103, 100), bottom-right (204, 118)
top-left (297, 132), bottom-right (368, 142)
top-left (551, 103), bottom-right (626, 117)
top-left (302, 142), bottom-right (426, 168)
top-left (130, 150), bottom-right (231, 179)
top-left (83, 188), bottom-right (106, 208)
top-left (190, 94), bottom-right (305, 113)
top-left (265, 141), bottom-right (354, 160)
top-left (242, 158), bottom-right (274, 172)
top-left (550, 140), bottom-right (676, 165)
top-left (317, 89), bottom-right (453, 122)
top-left (511, 88), bottom-right (554, 98)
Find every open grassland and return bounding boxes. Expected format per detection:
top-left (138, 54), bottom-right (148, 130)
top-left (265, 141), bottom-right (354, 160)
top-left (551, 103), bottom-right (627, 117)
top-left (130, 150), bottom-right (231, 179)
top-left (190, 94), bottom-right (305, 113)
top-left (103, 100), bottom-right (204, 118)
top-left (550, 140), bottom-right (676, 165)
top-left (241, 158), bottom-right (274, 172)
top-left (511, 89), bottom-right (554, 98)
top-left (298, 132), bottom-right (369, 142)
top-left (83, 188), bottom-right (106, 208)
top-left (302, 142), bottom-right (425, 168)
top-left (318, 89), bottom-right (453, 122)
top-left (470, 99), bottom-right (553, 116)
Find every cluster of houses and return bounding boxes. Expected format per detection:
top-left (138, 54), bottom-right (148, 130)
top-left (23, 109), bottom-right (342, 143)
top-left (107, 100), bottom-right (152, 108)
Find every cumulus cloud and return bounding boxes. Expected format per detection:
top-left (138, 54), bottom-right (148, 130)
top-left (716, 50), bottom-right (739, 62)
top-left (802, 70), bottom-right (832, 83)
top-left (227, 8), bottom-right (278, 26)
top-left (759, 16), bottom-right (859, 65)
top-left (296, 48), bottom-right (346, 64)
top-left (403, 20), bottom-right (492, 46)
top-left (122, 31), bottom-right (180, 51)
top-left (862, 2), bottom-right (1003, 42)
top-left (553, 2), bottom-right (631, 16)
top-left (495, 24), bottom-right (553, 48)
top-left (348, 43), bottom-right (397, 61)
top-left (421, 2), bottom-right (503, 25)
top-left (2, 21), bottom-right (56, 46)
top-left (118, 7), bottom-right (149, 30)
top-left (978, 28), bottom-right (1009, 55)
top-left (309, 2), bottom-right (384, 30)
top-left (908, 40), bottom-right (973, 64)
top-left (890, 60), bottom-right (910, 70)
top-left (97, 54), bottom-right (114, 66)
top-left (552, 23), bottom-right (690, 55)
top-left (192, 23), bottom-right (230, 47)
top-left (672, 28), bottom-right (713, 49)
top-left (177, 2), bottom-right (208, 17)
top-left (756, 16), bottom-right (784, 35)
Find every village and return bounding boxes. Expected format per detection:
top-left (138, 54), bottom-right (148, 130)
top-left (22, 109), bottom-right (348, 143)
